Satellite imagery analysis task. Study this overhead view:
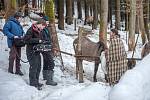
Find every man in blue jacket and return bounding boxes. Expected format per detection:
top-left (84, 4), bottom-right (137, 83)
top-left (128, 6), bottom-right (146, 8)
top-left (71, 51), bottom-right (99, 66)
top-left (3, 12), bottom-right (24, 76)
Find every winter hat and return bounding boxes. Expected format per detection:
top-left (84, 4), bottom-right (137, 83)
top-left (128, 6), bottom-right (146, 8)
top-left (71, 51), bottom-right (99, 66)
top-left (14, 11), bottom-right (22, 18)
top-left (43, 16), bottom-right (49, 21)
top-left (36, 18), bottom-right (46, 25)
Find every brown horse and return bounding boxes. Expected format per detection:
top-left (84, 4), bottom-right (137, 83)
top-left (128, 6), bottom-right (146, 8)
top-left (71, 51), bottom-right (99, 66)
top-left (73, 37), bottom-right (105, 82)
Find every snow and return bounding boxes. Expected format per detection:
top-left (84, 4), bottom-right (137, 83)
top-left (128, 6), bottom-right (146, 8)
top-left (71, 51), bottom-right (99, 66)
top-left (0, 15), bottom-right (150, 100)
top-left (109, 54), bottom-right (150, 100)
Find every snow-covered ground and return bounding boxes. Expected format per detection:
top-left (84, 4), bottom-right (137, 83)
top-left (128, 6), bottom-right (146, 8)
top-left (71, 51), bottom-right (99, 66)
top-left (0, 17), bottom-right (150, 100)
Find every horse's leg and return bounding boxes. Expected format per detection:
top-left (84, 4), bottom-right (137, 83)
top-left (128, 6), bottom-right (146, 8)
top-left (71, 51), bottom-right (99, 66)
top-left (78, 59), bottom-right (84, 83)
top-left (93, 60), bottom-right (99, 82)
top-left (76, 58), bottom-right (79, 79)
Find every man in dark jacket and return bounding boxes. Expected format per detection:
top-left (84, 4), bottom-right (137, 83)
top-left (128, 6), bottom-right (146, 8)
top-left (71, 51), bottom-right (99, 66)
top-left (24, 19), bottom-right (57, 90)
top-left (3, 12), bottom-right (24, 75)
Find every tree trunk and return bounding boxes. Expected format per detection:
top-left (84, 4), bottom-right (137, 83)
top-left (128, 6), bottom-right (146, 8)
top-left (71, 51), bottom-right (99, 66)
top-left (58, 0), bottom-right (64, 30)
top-left (32, 0), bottom-right (37, 8)
top-left (84, 0), bottom-right (90, 25)
top-left (24, 0), bottom-right (28, 16)
top-left (115, 0), bottom-right (121, 30)
top-left (45, 0), bottom-right (55, 22)
top-left (0, 0), bottom-right (5, 10)
top-left (89, 0), bottom-right (93, 16)
top-left (72, 0), bottom-right (74, 16)
top-left (143, 0), bottom-right (150, 41)
top-left (4, 0), bottom-right (16, 20)
top-left (108, 0), bottom-right (112, 28)
top-left (92, 0), bottom-right (98, 29)
top-left (128, 0), bottom-right (136, 51)
top-left (77, 0), bottom-right (82, 19)
top-left (45, 0), bottom-right (58, 54)
top-left (99, 0), bottom-right (108, 44)
top-left (138, 0), bottom-right (146, 45)
top-left (66, 0), bottom-right (73, 25)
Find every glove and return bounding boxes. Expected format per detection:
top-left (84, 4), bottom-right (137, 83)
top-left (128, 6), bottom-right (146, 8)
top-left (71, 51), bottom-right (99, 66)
top-left (39, 40), bottom-right (42, 43)
top-left (42, 40), bottom-right (50, 44)
top-left (14, 36), bottom-right (19, 39)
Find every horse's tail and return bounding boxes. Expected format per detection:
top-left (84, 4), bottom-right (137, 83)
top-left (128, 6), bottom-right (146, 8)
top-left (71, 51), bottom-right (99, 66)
top-left (97, 41), bottom-right (105, 55)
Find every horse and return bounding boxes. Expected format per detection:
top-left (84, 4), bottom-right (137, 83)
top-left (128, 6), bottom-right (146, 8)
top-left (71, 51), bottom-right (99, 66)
top-left (73, 36), bottom-right (105, 82)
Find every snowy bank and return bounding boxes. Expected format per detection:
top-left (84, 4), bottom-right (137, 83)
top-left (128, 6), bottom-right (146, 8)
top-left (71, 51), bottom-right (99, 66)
top-left (0, 69), bottom-right (39, 100)
top-left (109, 54), bottom-right (150, 100)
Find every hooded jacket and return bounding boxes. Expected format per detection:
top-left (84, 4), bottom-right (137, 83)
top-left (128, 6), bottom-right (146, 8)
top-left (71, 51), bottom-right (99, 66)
top-left (3, 17), bottom-right (24, 48)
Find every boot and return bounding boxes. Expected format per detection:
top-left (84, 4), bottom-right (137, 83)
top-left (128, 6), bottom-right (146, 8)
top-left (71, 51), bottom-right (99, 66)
top-left (38, 83), bottom-right (43, 87)
top-left (30, 83), bottom-right (43, 90)
top-left (42, 70), bottom-right (48, 80)
top-left (8, 69), bottom-right (14, 74)
top-left (37, 84), bottom-right (43, 90)
top-left (8, 64), bottom-right (14, 74)
top-left (15, 70), bottom-right (23, 76)
top-left (46, 70), bottom-right (57, 86)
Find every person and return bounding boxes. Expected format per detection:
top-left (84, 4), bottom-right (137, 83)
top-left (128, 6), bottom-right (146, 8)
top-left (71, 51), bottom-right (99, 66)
top-left (24, 19), bottom-right (57, 90)
top-left (105, 28), bottom-right (128, 86)
top-left (41, 17), bottom-right (57, 86)
top-left (3, 11), bottom-right (24, 76)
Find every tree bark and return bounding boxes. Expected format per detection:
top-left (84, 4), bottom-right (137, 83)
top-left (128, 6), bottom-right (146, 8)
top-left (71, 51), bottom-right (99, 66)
top-left (58, 0), bottom-right (64, 30)
top-left (143, 0), bottom-right (150, 41)
top-left (84, 0), bottom-right (90, 25)
top-left (115, 0), bottom-right (121, 30)
top-left (4, 0), bottom-right (16, 20)
top-left (32, 0), bottom-right (37, 8)
top-left (92, 0), bottom-right (98, 29)
top-left (66, 0), bottom-right (73, 25)
top-left (108, 0), bottom-right (112, 28)
top-left (128, 0), bottom-right (136, 51)
top-left (77, 0), bottom-right (82, 19)
top-left (138, 0), bottom-right (146, 45)
top-left (99, 0), bottom-right (108, 44)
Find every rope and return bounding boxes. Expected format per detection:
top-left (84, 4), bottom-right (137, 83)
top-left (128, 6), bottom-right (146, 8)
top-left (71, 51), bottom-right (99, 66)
top-left (53, 48), bottom-right (100, 58)
top-left (13, 46), bottom-right (35, 63)
top-left (53, 48), bottom-right (142, 61)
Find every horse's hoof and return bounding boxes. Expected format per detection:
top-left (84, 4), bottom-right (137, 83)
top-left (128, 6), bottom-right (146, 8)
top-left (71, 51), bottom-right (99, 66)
top-left (79, 80), bottom-right (84, 83)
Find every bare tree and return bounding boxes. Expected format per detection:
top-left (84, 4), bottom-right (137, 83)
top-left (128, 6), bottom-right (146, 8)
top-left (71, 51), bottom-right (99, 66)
top-left (66, 0), bottom-right (73, 25)
top-left (32, 0), bottom-right (37, 8)
top-left (138, 0), bottom-right (146, 45)
top-left (0, 0), bottom-right (4, 10)
top-left (115, 0), bottom-right (121, 30)
top-left (92, 0), bottom-right (98, 29)
top-left (4, 0), bottom-right (16, 20)
top-left (58, 0), bottom-right (64, 30)
top-left (128, 0), bottom-right (136, 51)
top-left (84, 0), bottom-right (90, 25)
top-left (143, 0), bottom-right (150, 41)
top-left (108, 0), bottom-right (113, 28)
top-left (77, 0), bottom-right (82, 19)
top-left (99, 0), bottom-right (108, 44)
